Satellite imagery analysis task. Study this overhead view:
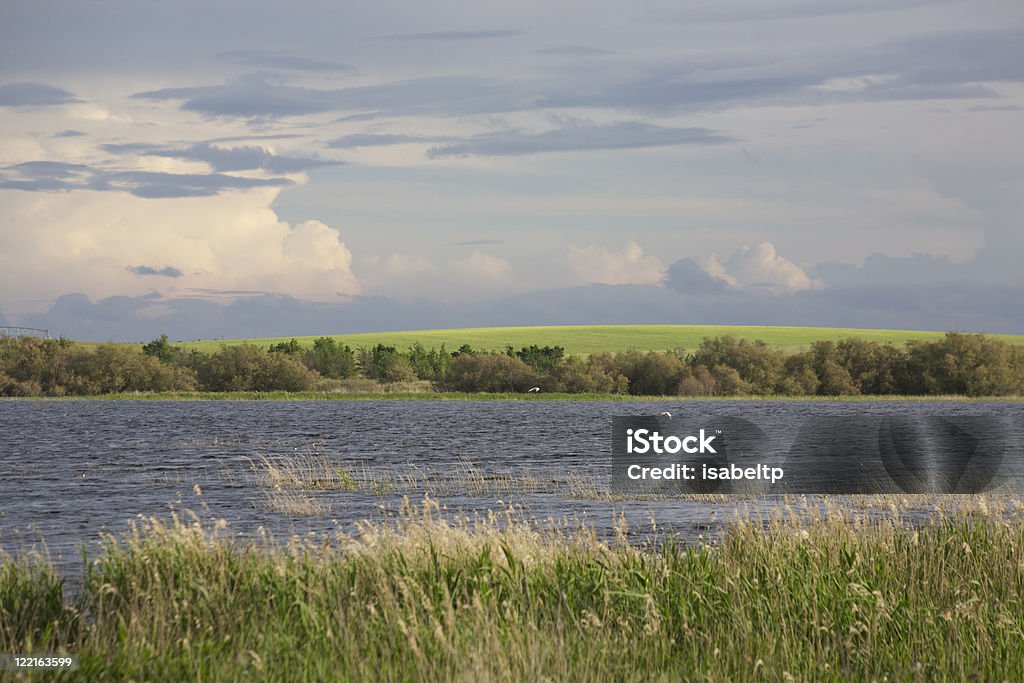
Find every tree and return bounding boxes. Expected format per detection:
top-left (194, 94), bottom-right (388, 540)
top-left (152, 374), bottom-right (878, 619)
top-left (142, 334), bottom-right (176, 364)
top-left (306, 337), bottom-right (356, 379)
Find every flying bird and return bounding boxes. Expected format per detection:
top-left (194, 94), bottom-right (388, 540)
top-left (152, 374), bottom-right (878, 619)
top-left (528, 387), bottom-right (541, 393)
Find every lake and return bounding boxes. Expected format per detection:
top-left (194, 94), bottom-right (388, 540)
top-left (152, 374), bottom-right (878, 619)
top-left (2, 399), bottom-right (1022, 580)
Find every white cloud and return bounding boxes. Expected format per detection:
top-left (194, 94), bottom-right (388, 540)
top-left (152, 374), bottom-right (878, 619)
top-left (447, 250), bottom-right (512, 283)
top-left (565, 242), bottom-right (665, 285)
top-left (0, 187), bottom-right (359, 317)
top-left (713, 241), bottom-right (818, 293)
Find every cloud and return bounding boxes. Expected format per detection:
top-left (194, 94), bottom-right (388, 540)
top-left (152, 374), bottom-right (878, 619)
top-left (811, 252), bottom-right (969, 286)
top-left (448, 250), bottom-right (512, 283)
top-left (329, 133), bottom-right (447, 149)
top-left (106, 141), bottom-right (340, 174)
top-left (371, 30), bottom-right (525, 42)
top-left (0, 160), bottom-right (294, 198)
top-left (216, 50), bottom-right (351, 72)
top-left (133, 73), bottom-right (517, 119)
top-left (127, 265), bottom-right (183, 278)
top-left (54, 129), bottom-right (87, 138)
top-left (0, 186), bottom-right (360, 317)
top-left (129, 27), bottom-right (1024, 122)
top-left (133, 74), bottom-right (339, 118)
top-left (0, 82), bottom-right (78, 106)
top-left (566, 242), bottom-right (664, 286)
top-left (713, 242), bottom-right (817, 293)
top-left (664, 258), bottom-right (733, 294)
top-left (427, 121), bottom-right (733, 157)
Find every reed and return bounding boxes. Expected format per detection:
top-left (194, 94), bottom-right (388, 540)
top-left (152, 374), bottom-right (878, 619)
top-left (3, 501), bottom-right (1024, 680)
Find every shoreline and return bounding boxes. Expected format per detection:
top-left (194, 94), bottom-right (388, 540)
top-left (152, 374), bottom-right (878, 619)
top-left (6, 391), bottom-right (1023, 402)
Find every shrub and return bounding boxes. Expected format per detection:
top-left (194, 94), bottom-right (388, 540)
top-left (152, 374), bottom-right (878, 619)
top-left (442, 353), bottom-right (540, 392)
top-left (195, 345), bottom-right (318, 392)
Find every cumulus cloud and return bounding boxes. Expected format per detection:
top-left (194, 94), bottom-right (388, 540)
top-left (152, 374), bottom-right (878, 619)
top-left (713, 242), bottom-right (817, 293)
top-left (664, 257), bottom-right (733, 294)
top-left (566, 242), bottom-right (665, 286)
top-left (448, 250), bottom-right (512, 283)
top-left (0, 187), bottom-right (360, 317)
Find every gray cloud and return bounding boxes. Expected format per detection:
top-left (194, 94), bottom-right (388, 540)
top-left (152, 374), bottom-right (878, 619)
top-left (133, 74), bottom-right (339, 117)
top-left (133, 73), bottom-right (518, 119)
top-left (107, 141), bottom-right (340, 173)
top-left (0, 82), bottom-right (78, 106)
top-left (427, 122), bottom-right (733, 157)
top-left (664, 258), bottom-right (731, 294)
top-left (54, 129), bottom-right (86, 138)
top-left (329, 133), bottom-right (447, 148)
top-left (811, 252), bottom-right (972, 286)
top-left (0, 160), bottom-right (293, 197)
top-left (128, 28), bottom-right (1024, 122)
top-left (216, 49), bottom-right (351, 72)
top-left (371, 29), bottom-right (525, 42)
top-left (127, 265), bottom-right (183, 278)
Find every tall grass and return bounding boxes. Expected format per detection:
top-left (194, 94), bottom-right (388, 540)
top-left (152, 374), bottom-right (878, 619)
top-left (3, 502), bottom-right (1024, 680)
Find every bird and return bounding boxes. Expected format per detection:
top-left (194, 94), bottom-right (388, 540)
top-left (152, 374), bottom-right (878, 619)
top-left (528, 387), bottom-right (541, 393)
top-left (659, 411), bottom-right (672, 419)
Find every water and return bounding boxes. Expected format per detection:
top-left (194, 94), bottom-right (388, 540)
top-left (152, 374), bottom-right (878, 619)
top-left (2, 399), bottom-right (1022, 580)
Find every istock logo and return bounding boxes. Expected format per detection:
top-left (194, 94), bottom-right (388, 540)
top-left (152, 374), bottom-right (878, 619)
top-left (625, 428), bottom-right (718, 454)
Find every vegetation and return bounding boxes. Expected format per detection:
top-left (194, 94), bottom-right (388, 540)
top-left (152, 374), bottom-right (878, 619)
top-left (3, 502), bottom-right (1024, 681)
top-left (4, 331), bottom-right (1024, 397)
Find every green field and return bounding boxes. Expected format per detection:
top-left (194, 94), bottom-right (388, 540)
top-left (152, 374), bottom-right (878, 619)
top-left (168, 324), bottom-right (1024, 355)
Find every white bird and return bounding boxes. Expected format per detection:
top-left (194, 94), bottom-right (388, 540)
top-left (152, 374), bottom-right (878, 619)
top-left (659, 411), bottom-right (672, 418)
top-left (528, 387), bottom-right (541, 393)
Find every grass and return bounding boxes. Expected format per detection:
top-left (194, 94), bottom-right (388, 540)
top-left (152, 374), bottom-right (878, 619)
top-left (3, 500), bottom-right (1024, 681)
top-left (115, 324), bottom-right (1024, 355)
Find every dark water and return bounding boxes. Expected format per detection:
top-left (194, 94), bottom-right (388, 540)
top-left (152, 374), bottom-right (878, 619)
top-left (1, 399), bottom-right (1022, 580)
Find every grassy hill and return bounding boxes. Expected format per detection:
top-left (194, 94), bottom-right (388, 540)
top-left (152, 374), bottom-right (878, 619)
top-left (168, 324), bottom-right (1024, 355)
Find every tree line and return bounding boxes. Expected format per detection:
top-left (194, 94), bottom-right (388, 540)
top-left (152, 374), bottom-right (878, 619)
top-left (1, 332), bottom-right (1022, 397)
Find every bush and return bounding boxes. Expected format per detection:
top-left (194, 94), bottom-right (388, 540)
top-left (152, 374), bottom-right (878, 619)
top-left (64, 344), bottom-right (197, 394)
top-left (305, 337), bottom-right (356, 379)
top-left (547, 356), bottom-right (628, 394)
top-left (195, 345), bottom-right (317, 392)
top-left (442, 353), bottom-right (540, 392)
top-left (615, 351), bottom-right (687, 395)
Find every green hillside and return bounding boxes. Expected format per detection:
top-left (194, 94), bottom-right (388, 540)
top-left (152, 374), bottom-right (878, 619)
top-left (169, 325), bottom-right (1024, 355)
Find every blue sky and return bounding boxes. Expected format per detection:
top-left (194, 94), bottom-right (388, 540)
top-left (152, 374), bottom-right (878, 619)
top-left (1, 0), bottom-right (1022, 340)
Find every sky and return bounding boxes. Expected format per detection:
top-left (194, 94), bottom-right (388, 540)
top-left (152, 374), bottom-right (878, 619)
top-left (1, 0), bottom-right (1022, 340)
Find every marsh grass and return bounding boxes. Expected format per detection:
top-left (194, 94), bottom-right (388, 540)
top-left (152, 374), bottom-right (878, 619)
top-left (250, 446), bottom-right (550, 500)
top-left (47, 390), bottom-right (1024, 401)
top-left (250, 445), bottom-right (358, 491)
top-left (4, 500), bottom-right (1024, 681)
